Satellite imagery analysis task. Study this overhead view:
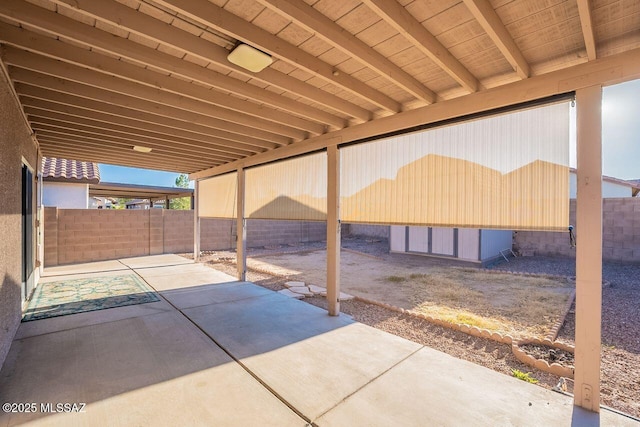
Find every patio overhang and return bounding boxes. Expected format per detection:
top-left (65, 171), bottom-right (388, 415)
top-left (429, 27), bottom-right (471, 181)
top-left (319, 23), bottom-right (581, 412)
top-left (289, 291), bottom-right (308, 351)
top-left (1, 0), bottom-right (638, 416)
top-left (89, 182), bottom-right (193, 202)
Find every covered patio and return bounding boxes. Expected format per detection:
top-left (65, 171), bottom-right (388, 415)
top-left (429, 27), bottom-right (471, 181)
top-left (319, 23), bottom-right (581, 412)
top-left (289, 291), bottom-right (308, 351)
top-left (1, 254), bottom-right (637, 426)
top-left (1, 0), bottom-right (639, 424)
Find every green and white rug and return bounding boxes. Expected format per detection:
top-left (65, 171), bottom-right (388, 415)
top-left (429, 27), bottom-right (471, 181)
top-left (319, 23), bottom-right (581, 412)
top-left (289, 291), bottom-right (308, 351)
top-left (23, 274), bottom-right (160, 322)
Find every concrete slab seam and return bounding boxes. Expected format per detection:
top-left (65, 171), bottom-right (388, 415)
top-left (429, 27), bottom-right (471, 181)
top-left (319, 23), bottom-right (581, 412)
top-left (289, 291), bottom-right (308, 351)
top-left (311, 345), bottom-right (424, 424)
top-left (146, 281), bottom-right (315, 426)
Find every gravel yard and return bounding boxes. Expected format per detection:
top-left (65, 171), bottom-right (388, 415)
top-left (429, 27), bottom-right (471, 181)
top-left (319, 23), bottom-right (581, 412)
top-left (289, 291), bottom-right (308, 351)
top-left (185, 240), bottom-right (640, 419)
top-left (491, 256), bottom-right (640, 418)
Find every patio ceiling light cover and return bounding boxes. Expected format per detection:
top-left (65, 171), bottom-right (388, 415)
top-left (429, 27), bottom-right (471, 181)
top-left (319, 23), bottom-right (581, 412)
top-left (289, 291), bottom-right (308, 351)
top-left (227, 44), bottom-right (273, 73)
top-left (132, 145), bottom-right (152, 153)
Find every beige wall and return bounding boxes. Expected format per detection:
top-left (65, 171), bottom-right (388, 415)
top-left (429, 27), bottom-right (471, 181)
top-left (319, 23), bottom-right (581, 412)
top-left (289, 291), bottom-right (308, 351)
top-left (0, 69), bottom-right (39, 370)
top-left (515, 198), bottom-right (640, 262)
top-left (44, 209), bottom-right (327, 266)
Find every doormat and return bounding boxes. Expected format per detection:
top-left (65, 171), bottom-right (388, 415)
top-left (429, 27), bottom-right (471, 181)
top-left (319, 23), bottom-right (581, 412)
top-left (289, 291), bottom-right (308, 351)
top-left (23, 274), bottom-right (160, 322)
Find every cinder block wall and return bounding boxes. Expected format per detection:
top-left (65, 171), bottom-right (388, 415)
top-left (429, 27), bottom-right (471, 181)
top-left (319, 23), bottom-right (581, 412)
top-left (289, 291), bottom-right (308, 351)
top-left (514, 198), bottom-right (640, 262)
top-left (43, 207), bottom-right (59, 267)
top-left (247, 220), bottom-right (326, 247)
top-left (345, 224), bottom-right (390, 239)
top-left (51, 209), bottom-right (151, 265)
top-left (45, 209), bottom-right (329, 266)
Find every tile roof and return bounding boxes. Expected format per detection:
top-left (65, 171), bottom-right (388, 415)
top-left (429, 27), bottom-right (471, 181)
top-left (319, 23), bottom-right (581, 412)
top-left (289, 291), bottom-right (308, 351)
top-left (41, 157), bottom-right (100, 184)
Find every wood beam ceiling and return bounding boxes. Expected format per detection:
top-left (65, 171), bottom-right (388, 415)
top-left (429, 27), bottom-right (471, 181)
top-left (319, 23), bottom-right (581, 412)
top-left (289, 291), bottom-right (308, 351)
top-left (0, 0), bottom-right (369, 122)
top-left (462, 0), bottom-right (530, 79)
top-left (148, 0), bottom-right (401, 112)
top-left (0, 0), bottom-right (636, 175)
top-left (13, 76), bottom-right (290, 146)
top-left (256, 0), bottom-right (436, 104)
top-left (362, 0), bottom-right (479, 93)
top-left (576, 0), bottom-right (597, 61)
top-left (22, 104), bottom-right (262, 156)
top-left (20, 97), bottom-right (277, 151)
top-left (191, 47), bottom-right (640, 180)
top-left (4, 48), bottom-right (318, 137)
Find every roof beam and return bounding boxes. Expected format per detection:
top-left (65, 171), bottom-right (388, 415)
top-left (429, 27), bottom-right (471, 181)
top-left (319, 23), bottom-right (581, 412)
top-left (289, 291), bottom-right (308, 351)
top-left (21, 98), bottom-right (276, 152)
top-left (0, 25), bottom-right (342, 131)
top-left (33, 126), bottom-right (236, 164)
top-left (12, 73), bottom-right (291, 147)
top-left (29, 117), bottom-right (246, 161)
top-left (256, 0), bottom-right (436, 104)
top-left (462, 0), bottom-right (530, 79)
top-left (25, 107), bottom-right (258, 157)
top-left (146, 0), bottom-right (401, 112)
top-left (363, 0), bottom-right (479, 93)
top-left (576, 0), bottom-right (597, 61)
top-left (1, 45), bottom-right (324, 135)
top-left (39, 139), bottom-right (215, 172)
top-left (190, 46), bottom-right (640, 180)
top-left (0, 0), bottom-right (370, 122)
top-left (5, 53), bottom-right (309, 140)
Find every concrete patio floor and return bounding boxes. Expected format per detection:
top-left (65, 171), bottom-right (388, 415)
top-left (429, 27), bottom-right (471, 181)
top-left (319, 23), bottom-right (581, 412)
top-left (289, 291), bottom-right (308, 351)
top-left (1, 255), bottom-right (637, 426)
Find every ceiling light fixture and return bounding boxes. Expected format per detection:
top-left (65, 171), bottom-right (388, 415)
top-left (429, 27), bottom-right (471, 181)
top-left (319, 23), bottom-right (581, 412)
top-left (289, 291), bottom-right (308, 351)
top-left (227, 43), bottom-right (273, 73)
top-left (133, 145), bottom-right (152, 153)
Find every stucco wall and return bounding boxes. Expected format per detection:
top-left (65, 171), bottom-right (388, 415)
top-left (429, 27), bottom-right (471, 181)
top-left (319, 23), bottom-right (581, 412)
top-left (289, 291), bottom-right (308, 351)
top-left (514, 198), bottom-right (640, 262)
top-left (0, 70), bottom-right (39, 370)
top-left (43, 182), bottom-right (89, 209)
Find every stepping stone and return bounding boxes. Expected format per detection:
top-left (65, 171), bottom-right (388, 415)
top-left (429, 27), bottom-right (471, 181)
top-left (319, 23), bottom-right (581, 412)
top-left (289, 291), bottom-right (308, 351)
top-left (278, 289), bottom-right (304, 299)
top-left (284, 281), bottom-right (305, 288)
top-left (288, 286), bottom-right (313, 297)
top-left (339, 292), bottom-right (355, 301)
top-left (307, 284), bottom-right (326, 295)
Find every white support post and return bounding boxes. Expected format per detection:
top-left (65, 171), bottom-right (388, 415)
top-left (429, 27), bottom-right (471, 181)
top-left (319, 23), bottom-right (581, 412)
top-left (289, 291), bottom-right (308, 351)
top-left (193, 180), bottom-right (200, 261)
top-left (326, 145), bottom-right (341, 316)
top-left (574, 85), bottom-right (603, 413)
top-left (236, 167), bottom-right (246, 281)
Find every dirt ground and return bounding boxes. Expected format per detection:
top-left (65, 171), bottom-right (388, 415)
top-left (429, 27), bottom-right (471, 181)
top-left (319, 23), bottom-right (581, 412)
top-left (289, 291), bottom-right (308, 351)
top-left (250, 249), bottom-right (573, 338)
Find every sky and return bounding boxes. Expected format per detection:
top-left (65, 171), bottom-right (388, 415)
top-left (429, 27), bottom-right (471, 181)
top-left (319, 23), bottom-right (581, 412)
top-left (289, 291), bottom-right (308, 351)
top-left (99, 79), bottom-right (640, 186)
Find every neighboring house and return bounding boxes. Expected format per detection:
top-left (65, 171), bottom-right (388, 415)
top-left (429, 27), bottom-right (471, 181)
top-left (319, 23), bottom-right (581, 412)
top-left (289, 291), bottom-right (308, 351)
top-left (42, 157), bottom-right (100, 209)
top-left (569, 169), bottom-right (639, 198)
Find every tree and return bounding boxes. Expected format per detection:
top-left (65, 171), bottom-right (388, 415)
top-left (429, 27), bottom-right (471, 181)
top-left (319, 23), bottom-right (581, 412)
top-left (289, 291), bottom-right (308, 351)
top-left (170, 173), bottom-right (191, 210)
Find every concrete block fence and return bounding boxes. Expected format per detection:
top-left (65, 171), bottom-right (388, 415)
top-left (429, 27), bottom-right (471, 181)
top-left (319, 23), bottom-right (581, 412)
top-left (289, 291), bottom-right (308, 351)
top-left (43, 207), bottom-right (327, 266)
top-left (514, 198), bottom-right (640, 263)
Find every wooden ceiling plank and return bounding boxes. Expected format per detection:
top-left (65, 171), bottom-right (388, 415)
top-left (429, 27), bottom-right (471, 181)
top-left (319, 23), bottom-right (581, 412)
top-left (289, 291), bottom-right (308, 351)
top-left (41, 147), bottom-right (209, 173)
top-left (20, 97), bottom-right (276, 152)
top-left (33, 127), bottom-right (235, 163)
top-left (3, 47), bottom-right (319, 137)
top-left (40, 139), bottom-right (215, 171)
top-left (25, 108), bottom-right (258, 157)
top-left (257, 0), bottom-right (436, 104)
top-left (0, 0), bottom-right (368, 122)
top-left (37, 136), bottom-right (218, 169)
top-left (29, 118), bottom-right (246, 161)
top-left (462, 0), bottom-right (530, 79)
top-left (12, 73), bottom-right (292, 147)
top-left (577, 0), bottom-right (597, 60)
top-left (363, 0), bottom-right (479, 92)
top-left (148, 0), bottom-right (401, 112)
